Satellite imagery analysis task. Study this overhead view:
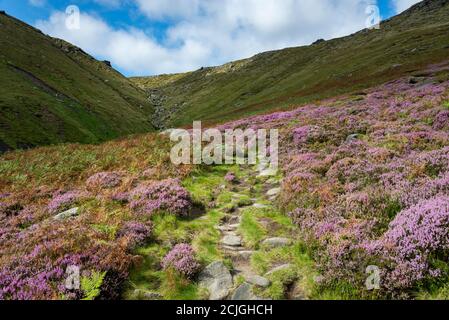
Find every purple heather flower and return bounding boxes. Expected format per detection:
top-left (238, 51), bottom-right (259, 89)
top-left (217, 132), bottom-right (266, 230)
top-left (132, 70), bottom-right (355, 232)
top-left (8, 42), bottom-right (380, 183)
top-left (161, 243), bottom-right (200, 278)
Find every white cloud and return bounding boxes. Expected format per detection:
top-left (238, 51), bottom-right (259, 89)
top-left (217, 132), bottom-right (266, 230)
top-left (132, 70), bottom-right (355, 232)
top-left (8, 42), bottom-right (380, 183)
top-left (36, 0), bottom-right (379, 76)
top-left (93, 0), bottom-right (125, 9)
top-left (392, 0), bottom-right (422, 13)
top-left (36, 11), bottom-right (210, 75)
top-left (29, 0), bottom-right (46, 7)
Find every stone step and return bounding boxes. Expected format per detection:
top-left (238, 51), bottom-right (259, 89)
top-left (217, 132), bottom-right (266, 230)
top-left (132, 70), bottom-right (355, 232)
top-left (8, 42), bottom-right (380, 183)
top-left (245, 275), bottom-right (271, 288)
top-left (226, 250), bottom-right (254, 260)
top-left (261, 237), bottom-right (293, 248)
top-left (221, 235), bottom-right (242, 247)
top-left (221, 245), bottom-right (246, 252)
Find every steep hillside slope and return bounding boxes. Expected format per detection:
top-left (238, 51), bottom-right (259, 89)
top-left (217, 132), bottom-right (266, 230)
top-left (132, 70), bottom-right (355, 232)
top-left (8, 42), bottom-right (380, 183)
top-left (132, 0), bottom-right (449, 128)
top-left (0, 11), bottom-right (154, 151)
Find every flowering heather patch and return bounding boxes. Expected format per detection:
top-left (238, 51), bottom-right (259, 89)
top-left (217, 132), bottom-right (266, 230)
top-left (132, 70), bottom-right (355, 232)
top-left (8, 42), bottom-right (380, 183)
top-left (47, 190), bottom-right (86, 214)
top-left (116, 221), bottom-right (153, 250)
top-left (365, 197), bottom-right (449, 292)
top-left (161, 243), bottom-right (200, 278)
top-left (292, 125), bottom-right (326, 145)
top-left (86, 171), bottom-right (122, 190)
top-left (129, 179), bottom-right (192, 216)
top-left (224, 172), bottom-right (237, 183)
top-left (0, 220), bottom-right (131, 300)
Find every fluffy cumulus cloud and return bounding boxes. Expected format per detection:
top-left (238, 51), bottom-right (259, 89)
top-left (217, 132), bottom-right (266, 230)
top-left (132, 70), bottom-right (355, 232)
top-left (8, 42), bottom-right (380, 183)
top-left (36, 0), bottom-right (381, 76)
top-left (392, 0), bottom-right (422, 13)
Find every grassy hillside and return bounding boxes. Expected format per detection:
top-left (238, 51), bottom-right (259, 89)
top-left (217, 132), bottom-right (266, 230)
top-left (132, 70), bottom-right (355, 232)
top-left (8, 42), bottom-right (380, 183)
top-left (131, 0), bottom-right (449, 128)
top-left (0, 12), bottom-right (154, 151)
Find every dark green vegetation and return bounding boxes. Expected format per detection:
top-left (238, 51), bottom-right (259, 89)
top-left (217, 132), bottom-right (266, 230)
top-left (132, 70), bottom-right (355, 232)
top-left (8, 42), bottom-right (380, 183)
top-left (0, 12), bottom-right (154, 151)
top-left (131, 0), bottom-right (449, 128)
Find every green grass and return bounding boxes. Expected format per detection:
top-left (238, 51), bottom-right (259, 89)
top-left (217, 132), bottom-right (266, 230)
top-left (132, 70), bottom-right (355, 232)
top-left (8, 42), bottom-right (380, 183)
top-left (443, 101), bottom-right (449, 110)
top-left (239, 208), bottom-right (267, 248)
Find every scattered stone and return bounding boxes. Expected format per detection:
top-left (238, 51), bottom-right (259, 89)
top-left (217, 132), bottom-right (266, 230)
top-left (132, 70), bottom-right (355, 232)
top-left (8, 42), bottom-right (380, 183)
top-left (198, 261), bottom-right (233, 300)
top-left (133, 289), bottom-right (162, 300)
top-left (230, 283), bottom-right (258, 300)
top-left (262, 237), bottom-right (292, 248)
top-left (53, 207), bottom-right (79, 221)
top-left (216, 224), bottom-right (238, 232)
top-left (246, 275), bottom-right (271, 288)
top-left (231, 250), bottom-right (254, 260)
top-left (265, 264), bottom-right (292, 276)
top-left (346, 134), bottom-right (361, 142)
top-left (222, 235), bottom-right (242, 247)
top-left (258, 168), bottom-right (278, 177)
top-left (266, 188), bottom-right (281, 197)
top-left (253, 203), bottom-right (268, 209)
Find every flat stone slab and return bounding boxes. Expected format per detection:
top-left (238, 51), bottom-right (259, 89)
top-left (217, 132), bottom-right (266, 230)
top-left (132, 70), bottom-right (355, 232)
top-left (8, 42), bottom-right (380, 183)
top-left (53, 207), bottom-right (79, 221)
top-left (246, 275), bottom-right (271, 288)
top-left (265, 264), bottom-right (292, 276)
top-left (253, 203), bottom-right (269, 209)
top-left (198, 261), bottom-right (233, 300)
top-left (230, 283), bottom-right (258, 300)
top-left (232, 250), bottom-right (254, 260)
top-left (222, 235), bottom-right (242, 247)
top-left (261, 237), bottom-right (292, 248)
top-left (266, 188), bottom-right (281, 197)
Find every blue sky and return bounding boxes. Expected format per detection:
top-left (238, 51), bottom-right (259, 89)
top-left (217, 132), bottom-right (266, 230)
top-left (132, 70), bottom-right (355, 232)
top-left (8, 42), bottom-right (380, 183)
top-left (0, 0), bottom-right (421, 76)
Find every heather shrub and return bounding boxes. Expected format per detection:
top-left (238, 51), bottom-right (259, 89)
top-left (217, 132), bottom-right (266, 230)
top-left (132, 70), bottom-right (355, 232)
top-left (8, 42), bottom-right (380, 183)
top-left (224, 172), bottom-right (237, 184)
top-left (0, 218), bottom-right (131, 300)
top-left (292, 125), bottom-right (326, 145)
top-left (0, 200), bottom-right (23, 220)
top-left (161, 243), bottom-right (200, 278)
top-left (366, 197), bottom-right (449, 292)
top-left (116, 221), bottom-right (153, 250)
top-left (48, 190), bottom-right (86, 214)
top-left (86, 171), bottom-right (122, 190)
top-left (129, 179), bottom-right (192, 216)
top-left (433, 110), bottom-right (449, 130)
